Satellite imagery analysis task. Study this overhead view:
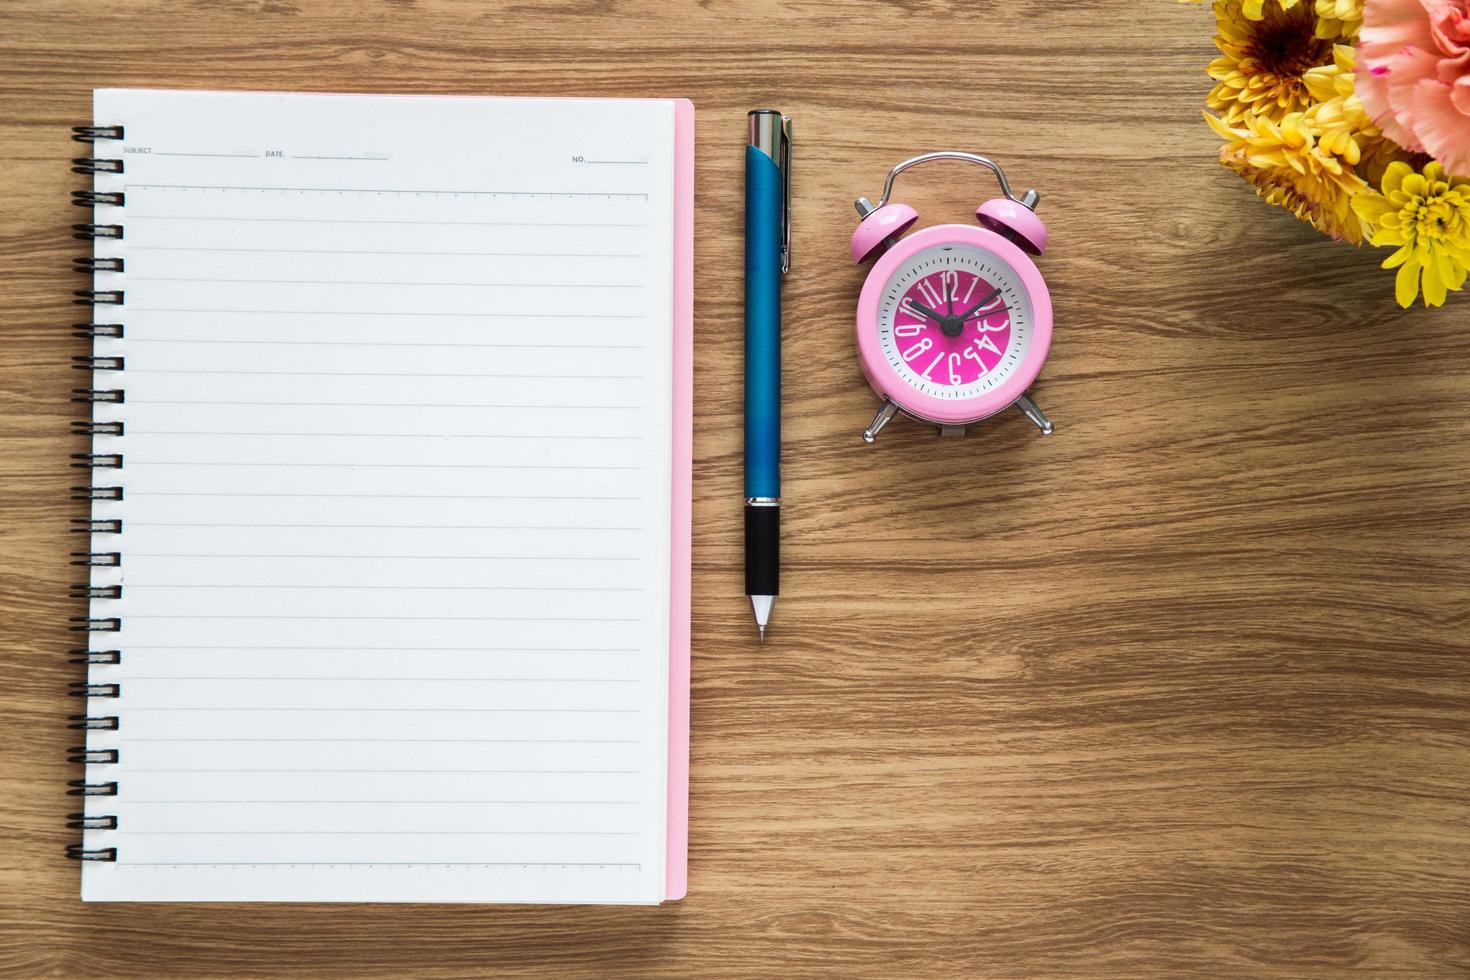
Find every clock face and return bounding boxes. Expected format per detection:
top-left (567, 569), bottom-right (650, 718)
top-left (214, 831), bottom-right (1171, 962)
top-left (876, 243), bottom-right (1033, 400)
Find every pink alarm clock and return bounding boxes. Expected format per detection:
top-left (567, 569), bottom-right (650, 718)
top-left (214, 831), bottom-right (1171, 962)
top-left (851, 151), bottom-right (1054, 442)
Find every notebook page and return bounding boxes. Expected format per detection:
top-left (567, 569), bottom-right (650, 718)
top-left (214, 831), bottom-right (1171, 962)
top-left (81, 90), bottom-right (675, 903)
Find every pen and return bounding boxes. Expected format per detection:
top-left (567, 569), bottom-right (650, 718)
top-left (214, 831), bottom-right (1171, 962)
top-left (744, 109), bottom-right (791, 642)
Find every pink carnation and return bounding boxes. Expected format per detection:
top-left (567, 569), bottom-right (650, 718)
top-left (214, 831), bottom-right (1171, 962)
top-left (1355, 0), bottom-right (1470, 176)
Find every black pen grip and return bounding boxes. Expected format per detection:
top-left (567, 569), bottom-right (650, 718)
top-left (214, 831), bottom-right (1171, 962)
top-left (744, 506), bottom-right (780, 596)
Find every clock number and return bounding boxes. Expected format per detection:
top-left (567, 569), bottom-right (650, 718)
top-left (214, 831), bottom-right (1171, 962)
top-left (961, 273), bottom-right (979, 304)
top-left (920, 352), bottom-right (944, 380)
top-left (900, 337), bottom-right (932, 362)
top-left (973, 335), bottom-right (1002, 356)
top-left (948, 353), bottom-right (962, 385)
top-left (940, 270), bottom-right (960, 307)
top-left (977, 313), bottom-right (1010, 332)
top-left (961, 346), bottom-right (989, 376)
top-left (894, 323), bottom-right (924, 338)
top-left (915, 278), bottom-right (945, 309)
top-left (898, 297), bottom-right (924, 318)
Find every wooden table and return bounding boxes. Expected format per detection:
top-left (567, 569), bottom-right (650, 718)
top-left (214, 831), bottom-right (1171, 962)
top-left (2, 1), bottom-right (1467, 975)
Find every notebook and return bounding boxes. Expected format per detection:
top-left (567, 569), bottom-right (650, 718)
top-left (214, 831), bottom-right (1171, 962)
top-left (68, 89), bottom-right (693, 904)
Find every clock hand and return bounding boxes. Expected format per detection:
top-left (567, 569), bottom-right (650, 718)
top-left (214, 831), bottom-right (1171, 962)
top-left (902, 299), bottom-right (946, 324)
top-left (954, 287), bottom-right (1004, 322)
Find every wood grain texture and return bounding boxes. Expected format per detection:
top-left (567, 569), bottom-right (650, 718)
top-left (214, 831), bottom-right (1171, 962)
top-left (1, 0), bottom-right (1468, 975)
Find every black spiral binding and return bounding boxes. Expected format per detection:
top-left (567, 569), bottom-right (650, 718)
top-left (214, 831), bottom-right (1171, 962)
top-left (74, 257), bottom-right (125, 273)
top-left (73, 191), bottom-right (126, 208)
top-left (72, 158), bottom-right (123, 175)
top-left (72, 324), bottom-right (124, 340)
top-left (69, 123), bottom-right (124, 863)
top-left (73, 224), bottom-right (123, 241)
top-left (72, 125), bottom-right (125, 143)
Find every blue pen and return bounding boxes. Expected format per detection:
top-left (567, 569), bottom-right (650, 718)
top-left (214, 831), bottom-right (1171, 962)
top-left (745, 109), bottom-right (791, 642)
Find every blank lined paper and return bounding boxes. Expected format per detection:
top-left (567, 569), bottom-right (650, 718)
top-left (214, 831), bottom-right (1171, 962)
top-left (79, 89), bottom-right (686, 903)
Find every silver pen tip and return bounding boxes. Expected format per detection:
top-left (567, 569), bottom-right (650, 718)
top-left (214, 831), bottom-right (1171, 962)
top-left (758, 624), bottom-right (766, 643)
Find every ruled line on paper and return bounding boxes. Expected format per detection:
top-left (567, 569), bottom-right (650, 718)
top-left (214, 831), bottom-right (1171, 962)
top-left (127, 769), bottom-right (639, 775)
top-left (127, 277), bottom-right (645, 288)
top-left (124, 339), bottom-right (647, 350)
top-left (122, 737), bottom-right (641, 743)
top-left (123, 612), bottom-right (640, 619)
top-left (122, 433), bottom-right (644, 442)
top-left (119, 863), bottom-right (642, 868)
top-left (125, 401), bottom-right (644, 410)
top-left (120, 584), bottom-right (644, 592)
top-left (129, 246), bottom-right (645, 258)
top-left (124, 461), bottom-right (641, 470)
top-left (120, 799), bottom-right (642, 804)
top-left (119, 708), bottom-right (637, 717)
top-left (121, 646), bottom-right (641, 652)
top-left (129, 676), bottom-right (641, 682)
top-left (153, 152), bottom-right (260, 159)
top-left (124, 523), bottom-right (643, 531)
top-left (288, 154), bottom-right (389, 161)
top-left (126, 308), bottom-right (643, 318)
top-left (117, 587), bottom-right (635, 593)
top-left (126, 492), bottom-right (641, 500)
top-left (124, 555), bottom-right (641, 561)
top-left (126, 215), bottom-right (647, 227)
top-left (119, 830), bottom-right (639, 836)
top-left (114, 370), bottom-right (643, 382)
top-left (127, 183), bottom-right (650, 199)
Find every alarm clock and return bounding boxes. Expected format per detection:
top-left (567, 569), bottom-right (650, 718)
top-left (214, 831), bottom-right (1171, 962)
top-left (850, 151), bottom-right (1055, 442)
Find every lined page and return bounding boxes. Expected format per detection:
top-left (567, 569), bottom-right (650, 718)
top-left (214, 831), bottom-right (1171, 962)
top-left (81, 90), bottom-right (676, 903)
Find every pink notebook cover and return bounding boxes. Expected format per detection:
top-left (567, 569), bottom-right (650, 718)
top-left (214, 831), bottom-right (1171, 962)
top-left (665, 97), bottom-right (693, 903)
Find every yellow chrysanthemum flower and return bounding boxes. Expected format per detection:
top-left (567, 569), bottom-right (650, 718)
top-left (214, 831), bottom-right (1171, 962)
top-left (1311, 0), bottom-right (1361, 38)
top-left (1241, 0), bottom-right (1301, 17)
top-left (1207, 109), bottom-right (1370, 242)
top-left (1232, 0), bottom-right (1361, 38)
top-left (1301, 44), bottom-right (1411, 187)
top-left (1301, 44), bottom-right (1358, 105)
top-left (1208, 0), bottom-right (1334, 125)
top-left (1352, 161), bottom-right (1470, 307)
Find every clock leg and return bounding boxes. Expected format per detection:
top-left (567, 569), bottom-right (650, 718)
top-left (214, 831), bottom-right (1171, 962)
top-left (1015, 392), bottom-right (1054, 435)
top-left (862, 399), bottom-right (900, 443)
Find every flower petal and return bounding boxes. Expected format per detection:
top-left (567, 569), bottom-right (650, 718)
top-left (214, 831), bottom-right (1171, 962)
top-left (1446, 259), bottom-right (1469, 290)
top-left (1381, 241), bottom-right (1414, 265)
top-left (1410, 79), bottom-right (1470, 178)
top-left (1205, 111), bottom-right (1241, 141)
top-left (1422, 255), bottom-right (1448, 305)
top-left (1383, 160), bottom-right (1415, 193)
top-left (1358, 0), bottom-right (1439, 64)
top-left (1395, 257), bottom-right (1422, 306)
top-left (1356, 57), bottom-right (1419, 148)
top-left (1452, 75), bottom-right (1470, 118)
top-left (1383, 46), bottom-right (1445, 148)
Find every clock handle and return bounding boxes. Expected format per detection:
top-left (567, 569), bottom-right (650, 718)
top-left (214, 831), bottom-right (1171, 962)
top-left (862, 399), bottom-right (900, 443)
top-left (1015, 392), bottom-right (1054, 435)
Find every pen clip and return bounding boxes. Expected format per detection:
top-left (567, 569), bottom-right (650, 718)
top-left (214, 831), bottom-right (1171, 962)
top-left (778, 114), bottom-right (792, 275)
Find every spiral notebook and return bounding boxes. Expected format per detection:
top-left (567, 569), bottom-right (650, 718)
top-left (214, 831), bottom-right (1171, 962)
top-left (69, 89), bottom-right (693, 904)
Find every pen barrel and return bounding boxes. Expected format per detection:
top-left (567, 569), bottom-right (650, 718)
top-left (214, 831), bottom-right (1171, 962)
top-left (744, 505), bottom-right (780, 596)
top-left (744, 143), bottom-right (782, 501)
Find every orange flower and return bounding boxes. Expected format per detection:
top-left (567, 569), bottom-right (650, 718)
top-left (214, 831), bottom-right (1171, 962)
top-left (1207, 109), bottom-right (1371, 242)
top-left (1209, 0), bottom-right (1336, 124)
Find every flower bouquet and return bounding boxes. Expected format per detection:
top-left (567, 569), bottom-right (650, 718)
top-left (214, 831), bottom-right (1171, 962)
top-left (1195, 0), bottom-right (1470, 307)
